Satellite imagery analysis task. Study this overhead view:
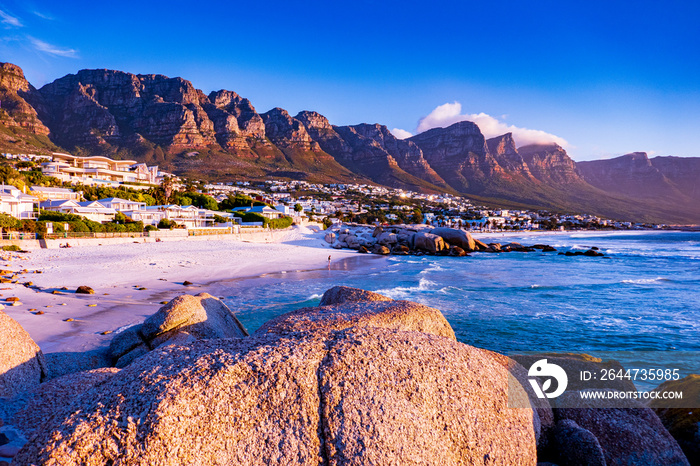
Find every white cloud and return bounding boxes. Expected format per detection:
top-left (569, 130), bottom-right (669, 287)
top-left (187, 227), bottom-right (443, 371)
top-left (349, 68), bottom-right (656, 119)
top-left (29, 36), bottom-right (78, 58)
top-left (391, 128), bottom-right (413, 140)
top-left (416, 101), bottom-right (568, 148)
top-left (0, 9), bottom-right (22, 27)
top-left (32, 10), bottom-right (55, 21)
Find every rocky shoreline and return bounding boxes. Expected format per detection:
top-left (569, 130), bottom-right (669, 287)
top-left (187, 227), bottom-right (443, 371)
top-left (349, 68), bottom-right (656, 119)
top-left (325, 223), bottom-right (606, 257)
top-left (0, 286), bottom-right (696, 465)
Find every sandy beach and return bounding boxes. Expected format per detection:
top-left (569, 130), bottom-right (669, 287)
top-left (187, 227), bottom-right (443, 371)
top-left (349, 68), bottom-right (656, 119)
top-left (0, 226), bottom-right (621, 354)
top-left (0, 226), bottom-right (358, 354)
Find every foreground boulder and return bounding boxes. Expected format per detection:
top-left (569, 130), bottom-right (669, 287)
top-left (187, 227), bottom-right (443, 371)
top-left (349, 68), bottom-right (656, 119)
top-left (555, 391), bottom-right (690, 465)
top-left (15, 330), bottom-right (535, 466)
top-left (0, 311), bottom-right (48, 398)
top-left (13, 368), bottom-right (120, 437)
top-left (551, 419), bottom-right (606, 466)
top-left (512, 353), bottom-right (636, 392)
top-left (108, 293), bottom-right (248, 367)
top-left (649, 375), bottom-right (700, 466)
top-left (14, 289), bottom-right (536, 465)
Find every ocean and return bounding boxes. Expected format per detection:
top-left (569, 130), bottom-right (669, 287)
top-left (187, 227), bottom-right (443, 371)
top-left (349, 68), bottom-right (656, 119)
top-left (218, 230), bottom-right (700, 386)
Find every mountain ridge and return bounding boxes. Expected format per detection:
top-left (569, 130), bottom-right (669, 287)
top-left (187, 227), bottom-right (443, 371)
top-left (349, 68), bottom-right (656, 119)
top-left (1, 62), bottom-right (699, 224)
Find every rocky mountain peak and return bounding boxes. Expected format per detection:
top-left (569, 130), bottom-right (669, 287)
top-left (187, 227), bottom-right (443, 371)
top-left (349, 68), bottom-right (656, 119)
top-left (0, 62), bottom-right (31, 93)
top-left (0, 62), bottom-right (51, 137)
top-left (486, 132), bottom-right (517, 156)
top-left (486, 133), bottom-right (533, 178)
top-left (295, 111), bottom-right (333, 133)
top-left (261, 107), bottom-right (314, 149)
top-left (518, 143), bottom-right (582, 184)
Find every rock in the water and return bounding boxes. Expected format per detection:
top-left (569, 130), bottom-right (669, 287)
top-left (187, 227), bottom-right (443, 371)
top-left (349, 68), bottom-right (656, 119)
top-left (551, 419), bottom-right (606, 466)
top-left (376, 232), bottom-right (398, 245)
top-left (258, 287), bottom-right (456, 340)
top-left (448, 245), bottom-right (467, 256)
top-left (556, 390), bottom-right (690, 466)
top-left (649, 375), bottom-right (700, 466)
top-left (318, 286), bottom-right (392, 306)
top-left (0, 311), bottom-right (47, 398)
top-left (430, 227), bottom-right (476, 251)
top-left (13, 368), bottom-right (120, 437)
top-left (474, 238), bottom-right (489, 250)
top-left (75, 286), bottom-right (94, 294)
top-left (414, 232), bottom-right (446, 253)
top-left (14, 327), bottom-right (536, 465)
top-left (371, 244), bottom-right (390, 255)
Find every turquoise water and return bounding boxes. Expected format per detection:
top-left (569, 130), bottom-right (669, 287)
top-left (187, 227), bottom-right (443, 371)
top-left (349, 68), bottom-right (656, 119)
top-left (219, 231), bottom-right (700, 373)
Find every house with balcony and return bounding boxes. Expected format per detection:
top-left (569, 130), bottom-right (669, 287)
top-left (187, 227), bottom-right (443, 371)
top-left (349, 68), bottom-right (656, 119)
top-left (141, 205), bottom-right (216, 228)
top-left (39, 200), bottom-right (117, 223)
top-left (0, 186), bottom-right (38, 220)
top-left (41, 153), bottom-right (163, 187)
top-left (232, 206), bottom-right (283, 219)
top-left (30, 186), bottom-right (80, 202)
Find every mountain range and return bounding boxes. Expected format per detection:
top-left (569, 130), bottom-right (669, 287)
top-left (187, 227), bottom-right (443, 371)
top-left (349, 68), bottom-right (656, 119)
top-left (1, 62), bottom-right (699, 224)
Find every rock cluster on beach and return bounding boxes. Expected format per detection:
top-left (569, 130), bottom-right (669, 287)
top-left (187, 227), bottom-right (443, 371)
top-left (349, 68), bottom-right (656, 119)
top-left (0, 287), bottom-right (696, 464)
top-left (326, 223), bottom-right (574, 257)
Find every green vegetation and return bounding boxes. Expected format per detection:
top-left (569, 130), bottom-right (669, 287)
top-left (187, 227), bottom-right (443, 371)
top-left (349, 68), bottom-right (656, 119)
top-left (0, 164), bottom-right (62, 190)
top-left (157, 218), bottom-right (181, 229)
top-left (1, 245), bottom-right (21, 251)
top-left (218, 193), bottom-right (268, 210)
top-left (170, 191), bottom-right (218, 210)
top-left (78, 184), bottom-right (157, 205)
top-left (232, 211), bottom-right (293, 229)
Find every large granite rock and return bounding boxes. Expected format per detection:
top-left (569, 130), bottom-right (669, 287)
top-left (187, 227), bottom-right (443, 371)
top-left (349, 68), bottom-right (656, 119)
top-left (13, 368), bottom-right (120, 437)
top-left (258, 291), bottom-right (456, 340)
top-left (14, 326), bottom-right (536, 465)
top-left (413, 231), bottom-right (446, 253)
top-left (551, 419), bottom-right (606, 466)
top-left (0, 311), bottom-right (48, 398)
top-left (318, 285), bottom-right (392, 306)
top-left (108, 293), bottom-right (248, 367)
top-left (430, 227), bottom-right (476, 251)
top-left (556, 390), bottom-right (690, 465)
top-left (511, 353), bottom-right (637, 393)
top-left (649, 375), bottom-right (700, 465)
top-left (44, 349), bottom-right (111, 380)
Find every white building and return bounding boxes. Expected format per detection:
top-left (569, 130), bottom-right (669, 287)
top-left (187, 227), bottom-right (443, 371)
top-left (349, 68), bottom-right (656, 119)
top-left (41, 153), bottom-right (163, 187)
top-left (0, 186), bottom-right (38, 220)
top-left (233, 206), bottom-right (283, 219)
top-left (30, 186), bottom-right (80, 202)
top-left (39, 200), bottom-right (117, 223)
top-left (140, 205), bottom-right (215, 228)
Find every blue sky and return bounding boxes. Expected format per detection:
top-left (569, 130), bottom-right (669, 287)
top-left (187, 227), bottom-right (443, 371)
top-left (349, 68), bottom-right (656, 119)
top-left (1, 0), bottom-right (699, 160)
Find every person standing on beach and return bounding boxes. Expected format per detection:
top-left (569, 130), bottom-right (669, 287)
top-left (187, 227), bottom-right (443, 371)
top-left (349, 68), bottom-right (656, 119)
top-left (328, 255), bottom-right (331, 269)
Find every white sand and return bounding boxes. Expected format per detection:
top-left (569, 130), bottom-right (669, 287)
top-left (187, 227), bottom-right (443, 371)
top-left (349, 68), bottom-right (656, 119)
top-left (1, 226), bottom-right (355, 354)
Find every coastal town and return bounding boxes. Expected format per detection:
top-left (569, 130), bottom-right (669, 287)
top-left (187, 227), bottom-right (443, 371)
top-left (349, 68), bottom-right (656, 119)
top-left (0, 150), bottom-right (665, 241)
